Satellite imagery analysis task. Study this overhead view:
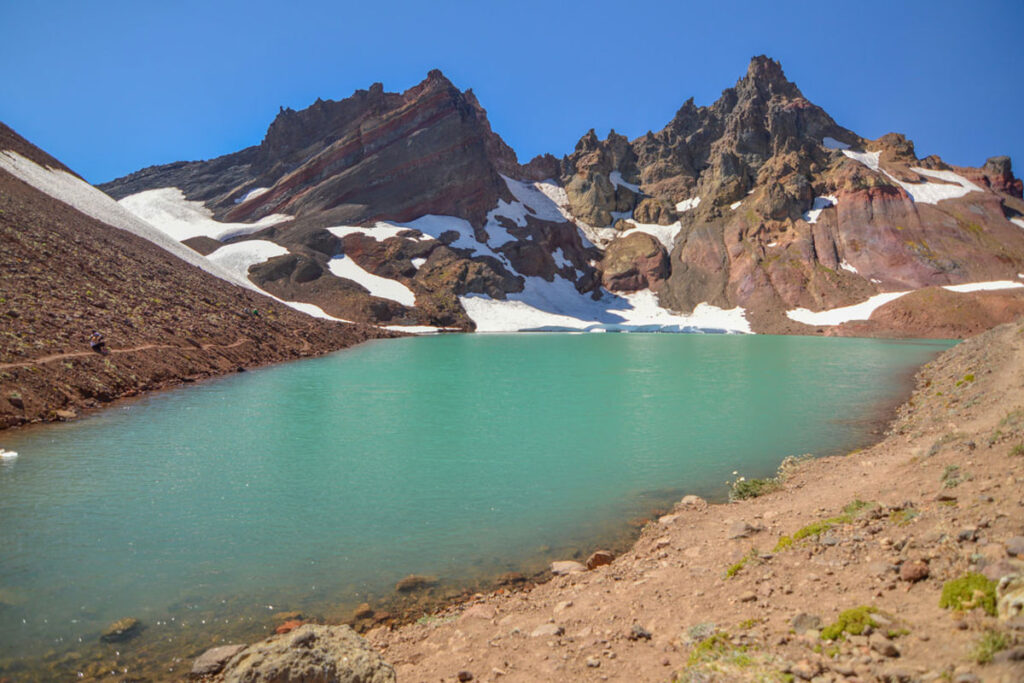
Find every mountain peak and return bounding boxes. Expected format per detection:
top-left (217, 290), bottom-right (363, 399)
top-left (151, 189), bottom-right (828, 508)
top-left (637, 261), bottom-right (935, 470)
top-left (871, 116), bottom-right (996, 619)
top-left (737, 55), bottom-right (802, 100)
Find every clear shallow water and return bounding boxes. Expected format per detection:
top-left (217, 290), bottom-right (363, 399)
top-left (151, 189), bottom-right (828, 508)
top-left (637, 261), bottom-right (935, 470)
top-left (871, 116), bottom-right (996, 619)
top-left (0, 333), bottom-right (951, 666)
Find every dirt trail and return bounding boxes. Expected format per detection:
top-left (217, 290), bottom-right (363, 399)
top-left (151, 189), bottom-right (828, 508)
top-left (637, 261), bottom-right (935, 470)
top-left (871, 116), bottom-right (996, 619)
top-left (0, 337), bottom-right (251, 371)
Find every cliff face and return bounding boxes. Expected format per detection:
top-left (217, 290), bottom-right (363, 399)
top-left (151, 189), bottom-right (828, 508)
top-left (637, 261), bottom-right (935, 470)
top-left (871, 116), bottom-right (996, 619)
top-left (99, 58), bottom-right (1024, 335)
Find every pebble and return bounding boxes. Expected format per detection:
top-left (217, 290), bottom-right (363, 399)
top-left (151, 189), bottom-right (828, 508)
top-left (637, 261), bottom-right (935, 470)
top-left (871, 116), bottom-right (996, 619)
top-left (457, 671), bottom-right (473, 682)
top-left (738, 591), bottom-right (757, 602)
top-left (585, 657), bottom-right (601, 668)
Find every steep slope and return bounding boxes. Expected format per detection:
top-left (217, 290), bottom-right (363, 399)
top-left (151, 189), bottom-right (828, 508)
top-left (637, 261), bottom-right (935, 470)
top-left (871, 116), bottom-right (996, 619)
top-left (0, 123), bottom-right (390, 430)
top-left (100, 59), bottom-right (1024, 336)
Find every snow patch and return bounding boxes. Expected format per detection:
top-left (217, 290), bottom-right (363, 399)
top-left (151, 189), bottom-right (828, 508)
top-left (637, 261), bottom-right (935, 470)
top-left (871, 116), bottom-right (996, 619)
top-left (500, 175), bottom-right (573, 224)
top-left (411, 257), bottom-right (427, 269)
top-left (328, 255), bottom-right (417, 306)
top-left (618, 221), bottom-right (683, 251)
top-left (608, 170), bottom-right (640, 193)
top-left (675, 196), bottom-right (701, 213)
top-left (1011, 218), bottom-right (1024, 230)
top-left (839, 261), bottom-right (858, 274)
top-left (206, 240), bottom-right (289, 282)
top-left (730, 201), bottom-right (742, 210)
top-left (120, 187), bottom-right (291, 241)
top-left (840, 149), bottom-right (982, 204)
top-left (786, 292), bottom-right (908, 326)
top-left (823, 137), bottom-right (850, 150)
top-left (327, 224), bottom-right (432, 242)
top-left (802, 195), bottom-right (837, 224)
top-left (552, 248), bottom-right (573, 270)
top-left (235, 187), bottom-right (269, 204)
top-left (942, 281), bottom-right (1024, 293)
top-left (459, 276), bottom-right (750, 334)
top-left (787, 280), bottom-right (1024, 326)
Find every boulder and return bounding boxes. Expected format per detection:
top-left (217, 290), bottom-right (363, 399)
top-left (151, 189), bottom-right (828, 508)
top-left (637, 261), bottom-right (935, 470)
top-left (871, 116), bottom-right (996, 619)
top-left (586, 550), bottom-right (615, 570)
top-left (1006, 536), bottom-right (1024, 557)
top-left (218, 624), bottom-right (395, 683)
top-left (353, 603), bottom-right (374, 620)
top-left (191, 644), bottom-right (245, 677)
top-left (899, 560), bottom-right (929, 582)
top-left (599, 232), bottom-right (670, 292)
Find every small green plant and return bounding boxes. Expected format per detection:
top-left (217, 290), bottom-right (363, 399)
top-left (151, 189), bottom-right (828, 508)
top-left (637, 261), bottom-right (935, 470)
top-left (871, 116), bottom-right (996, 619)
top-left (972, 629), bottom-right (1008, 664)
top-left (939, 573), bottom-right (997, 616)
top-left (821, 606), bottom-right (878, 641)
top-left (1011, 443), bottom-right (1024, 457)
top-left (942, 465), bottom-right (963, 488)
top-left (887, 628), bottom-right (910, 638)
top-left (687, 632), bottom-right (732, 665)
top-left (842, 499), bottom-right (875, 516)
top-left (725, 548), bottom-right (760, 579)
top-left (738, 617), bottom-right (761, 629)
top-left (889, 508), bottom-right (920, 525)
top-left (730, 476), bottom-right (782, 501)
top-left (774, 535), bottom-right (794, 552)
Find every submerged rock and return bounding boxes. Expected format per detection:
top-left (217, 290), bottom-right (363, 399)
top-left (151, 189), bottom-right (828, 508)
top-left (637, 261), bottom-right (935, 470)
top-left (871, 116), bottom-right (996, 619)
top-left (217, 624), bottom-right (395, 682)
top-left (100, 617), bottom-right (140, 643)
top-left (395, 574), bottom-right (438, 593)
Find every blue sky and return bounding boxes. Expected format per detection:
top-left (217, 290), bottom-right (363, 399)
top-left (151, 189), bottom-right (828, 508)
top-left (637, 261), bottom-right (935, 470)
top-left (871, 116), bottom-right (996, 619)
top-left (2, 0), bottom-right (1021, 184)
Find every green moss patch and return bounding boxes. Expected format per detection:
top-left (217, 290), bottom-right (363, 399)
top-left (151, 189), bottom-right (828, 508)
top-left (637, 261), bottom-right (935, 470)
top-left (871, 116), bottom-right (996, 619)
top-left (820, 606), bottom-right (878, 641)
top-left (940, 573), bottom-right (997, 616)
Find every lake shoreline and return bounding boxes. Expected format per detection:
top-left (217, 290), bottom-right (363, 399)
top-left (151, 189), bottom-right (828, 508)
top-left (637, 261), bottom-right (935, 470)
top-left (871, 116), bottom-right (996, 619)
top-left (360, 321), bottom-right (1024, 681)
top-left (0, 333), bottom-right (970, 681)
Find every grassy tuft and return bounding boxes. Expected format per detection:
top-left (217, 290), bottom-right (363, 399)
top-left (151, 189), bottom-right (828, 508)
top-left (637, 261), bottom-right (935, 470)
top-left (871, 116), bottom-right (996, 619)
top-left (972, 630), bottom-right (1008, 664)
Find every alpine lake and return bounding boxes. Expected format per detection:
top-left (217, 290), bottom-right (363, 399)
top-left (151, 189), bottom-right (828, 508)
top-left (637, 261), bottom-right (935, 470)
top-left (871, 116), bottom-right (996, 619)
top-left (0, 332), bottom-right (954, 679)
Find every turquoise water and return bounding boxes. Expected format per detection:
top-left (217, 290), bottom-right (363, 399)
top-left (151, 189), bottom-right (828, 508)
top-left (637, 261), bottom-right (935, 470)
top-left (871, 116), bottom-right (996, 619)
top-left (0, 333), bottom-right (950, 667)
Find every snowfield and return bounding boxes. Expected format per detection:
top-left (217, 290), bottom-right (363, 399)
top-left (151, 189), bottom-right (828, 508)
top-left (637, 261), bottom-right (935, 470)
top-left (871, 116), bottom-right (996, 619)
top-left (460, 276), bottom-right (750, 334)
top-left (120, 187), bottom-right (291, 241)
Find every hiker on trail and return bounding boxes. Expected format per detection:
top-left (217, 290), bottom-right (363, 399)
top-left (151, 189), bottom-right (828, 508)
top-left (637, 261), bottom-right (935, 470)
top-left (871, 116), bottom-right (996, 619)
top-left (89, 331), bottom-right (107, 354)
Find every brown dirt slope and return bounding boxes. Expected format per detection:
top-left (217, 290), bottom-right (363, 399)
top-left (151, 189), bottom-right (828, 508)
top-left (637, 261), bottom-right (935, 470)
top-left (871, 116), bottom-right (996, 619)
top-left (0, 133), bottom-right (392, 431)
top-left (362, 322), bottom-right (1024, 682)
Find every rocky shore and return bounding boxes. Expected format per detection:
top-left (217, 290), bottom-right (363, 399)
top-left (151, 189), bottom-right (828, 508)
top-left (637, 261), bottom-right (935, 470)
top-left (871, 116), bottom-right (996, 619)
top-left (349, 320), bottom-right (1024, 682)
top-left (177, 320), bottom-right (1023, 682)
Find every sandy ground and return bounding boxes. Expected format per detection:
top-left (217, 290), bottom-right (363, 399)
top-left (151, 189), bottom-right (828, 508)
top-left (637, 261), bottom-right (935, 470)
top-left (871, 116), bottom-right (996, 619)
top-left (364, 322), bottom-right (1024, 682)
